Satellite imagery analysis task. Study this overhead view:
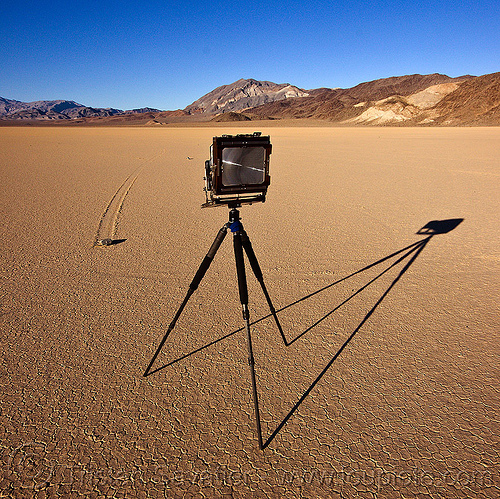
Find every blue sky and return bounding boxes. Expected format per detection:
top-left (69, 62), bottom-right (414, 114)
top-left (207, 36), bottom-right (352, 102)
top-left (1, 0), bottom-right (499, 110)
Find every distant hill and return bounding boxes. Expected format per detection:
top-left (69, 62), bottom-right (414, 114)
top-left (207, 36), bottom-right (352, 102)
top-left (125, 107), bottom-right (162, 114)
top-left (334, 73), bottom-right (472, 101)
top-left (186, 73), bottom-right (500, 126)
top-left (342, 73), bottom-right (500, 125)
top-left (2, 72), bottom-right (499, 125)
top-left (210, 111), bottom-right (252, 122)
top-left (431, 72), bottom-right (500, 125)
top-left (184, 78), bottom-right (309, 115)
top-left (247, 74), bottom-right (477, 123)
top-left (0, 98), bottom-right (125, 120)
top-left (0, 98), bottom-right (161, 120)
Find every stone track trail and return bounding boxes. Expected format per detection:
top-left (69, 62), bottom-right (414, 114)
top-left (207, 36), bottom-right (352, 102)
top-left (94, 149), bottom-right (165, 246)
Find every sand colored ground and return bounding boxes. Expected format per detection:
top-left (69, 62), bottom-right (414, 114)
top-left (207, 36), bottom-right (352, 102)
top-left (1, 125), bottom-right (499, 498)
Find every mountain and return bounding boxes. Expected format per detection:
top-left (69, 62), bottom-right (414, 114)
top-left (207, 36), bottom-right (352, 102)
top-left (247, 74), bottom-right (476, 122)
top-left (80, 109), bottom-right (188, 125)
top-left (332, 73), bottom-right (472, 101)
top-left (184, 78), bottom-right (309, 115)
top-left (2, 72), bottom-right (499, 125)
top-left (211, 111), bottom-right (252, 122)
top-left (430, 72), bottom-right (500, 125)
top-left (0, 98), bottom-right (157, 120)
top-left (125, 107), bottom-right (162, 114)
top-left (331, 73), bottom-right (500, 125)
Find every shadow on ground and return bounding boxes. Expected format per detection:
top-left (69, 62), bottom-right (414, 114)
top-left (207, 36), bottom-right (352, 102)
top-left (144, 218), bottom-right (463, 449)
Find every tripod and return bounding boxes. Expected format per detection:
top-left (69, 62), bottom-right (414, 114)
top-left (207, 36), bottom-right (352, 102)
top-left (144, 204), bottom-right (285, 449)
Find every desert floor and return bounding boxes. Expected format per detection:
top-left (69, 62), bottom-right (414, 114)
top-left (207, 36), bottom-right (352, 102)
top-left (1, 125), bottom-right (499, 498)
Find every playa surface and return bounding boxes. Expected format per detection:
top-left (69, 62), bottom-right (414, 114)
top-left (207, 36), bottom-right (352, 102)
top-left (1, 125), bottom-right (499, 497)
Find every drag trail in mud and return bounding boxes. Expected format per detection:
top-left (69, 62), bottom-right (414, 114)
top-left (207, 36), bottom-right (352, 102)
top-left (94, 150), bottom-right (165, 246)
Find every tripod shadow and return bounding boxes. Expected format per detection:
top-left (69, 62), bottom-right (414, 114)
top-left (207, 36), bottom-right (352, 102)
top-left (280, 218), bottom-right (463, 347)
top-left (261, 218), bottom-right (463, 448)
top-left (145, 218), bottom-right (463, 448)
top-left (145, 240), bottom-right (425, 374)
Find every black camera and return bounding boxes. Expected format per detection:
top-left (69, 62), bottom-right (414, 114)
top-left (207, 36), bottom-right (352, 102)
top-left (203, 132), bottom-right (271, 207)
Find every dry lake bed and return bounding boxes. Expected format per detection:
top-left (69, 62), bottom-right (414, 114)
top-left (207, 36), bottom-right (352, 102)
top-left (1, 125), bottom-right (499, 497)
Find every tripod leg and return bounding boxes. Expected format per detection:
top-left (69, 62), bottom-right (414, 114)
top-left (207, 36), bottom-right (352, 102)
top-left (233, 231), bottom-right (264, 449)
top-left (144, 224), bottom-right (228, 376)
top-left (240, 229), bottom-right (288, 346)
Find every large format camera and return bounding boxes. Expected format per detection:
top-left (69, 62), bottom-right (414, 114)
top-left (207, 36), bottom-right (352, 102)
top-left (203, 132), bottom-right (271, 207)
top-left (147, 132), bottom-right (276, 449)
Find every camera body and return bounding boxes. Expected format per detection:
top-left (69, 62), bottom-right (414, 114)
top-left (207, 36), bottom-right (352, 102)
top-left (203, 132), bottom-right (271, 207)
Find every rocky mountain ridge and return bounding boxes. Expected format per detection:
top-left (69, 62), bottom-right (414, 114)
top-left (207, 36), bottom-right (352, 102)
top-left (184, 78), bottom-right (309, 115)
top-left (1, 72), bottom-right (499, 125)
top-left (243, 73), bottom-right (500, 125)
top-left (245, 74), bottom-right (477, 123)
top-left (0, 97), bottom-right (160, 120)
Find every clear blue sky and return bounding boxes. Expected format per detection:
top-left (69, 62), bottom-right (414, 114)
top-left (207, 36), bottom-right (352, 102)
top-left (1, 0), bottom-right (499, 110)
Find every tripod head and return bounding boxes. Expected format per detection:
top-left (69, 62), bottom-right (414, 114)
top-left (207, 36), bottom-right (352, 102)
top-left (227, 203), bottom-right (244, 233)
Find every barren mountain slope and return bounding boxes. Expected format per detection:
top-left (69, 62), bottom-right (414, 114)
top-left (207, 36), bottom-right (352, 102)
top-left (0, 98), bottom-right (124, 120)
top-left (4, 73), bottom-right (499, 126)
top-left (339, 73), bottom-right (472, 101)
top-left (248, 74), bottom-right (473, 121)
top-left (431, 72), bottom-right (500, 125)
top-left (344, 83), bottom-right (463, 125)
top-left (184, 78), bottom-right (309, 115)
